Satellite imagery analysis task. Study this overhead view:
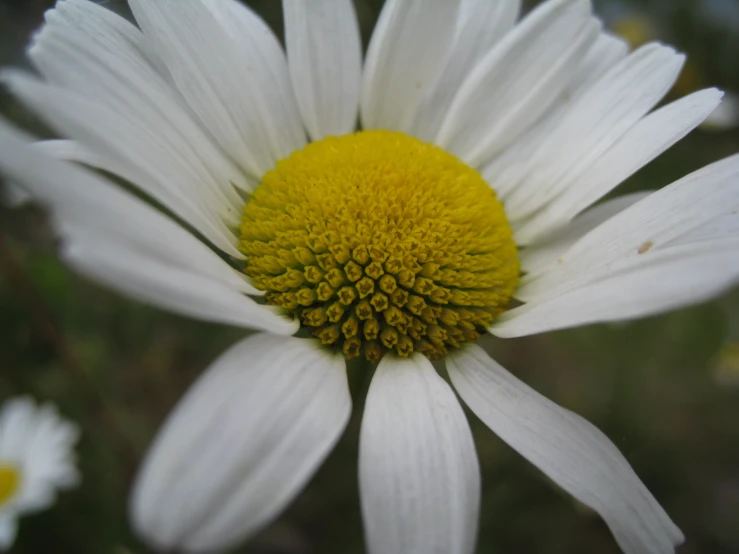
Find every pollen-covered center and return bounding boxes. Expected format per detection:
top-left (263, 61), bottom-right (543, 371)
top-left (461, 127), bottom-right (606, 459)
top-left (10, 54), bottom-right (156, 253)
top-left (0, 464), bottom-right (20, 507)
top-left (240, 131), bottom-right (519, 362)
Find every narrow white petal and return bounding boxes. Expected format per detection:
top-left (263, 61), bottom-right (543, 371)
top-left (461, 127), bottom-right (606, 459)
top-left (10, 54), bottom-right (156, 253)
top-left (61, 229), bottom-right (295, 336)
top-left (668, 210), bottom-right (739, 245)
top-left (359, 354), bottom-right (480, 554)
top-left (200, 0), bottom-right (307, 166)
top-left (483, 31), bottom-right (629, 199)
top-left (0, 515), bottom-right (18, 550)
top-left (1, 73), bottom-right (243, 258)
top-left (283, 0), bottom-right (362, 140)
top-left (495, 238), bottom-right (739, 337)
top-left (569, 32), bottom-right (630, 92)
top-left (41, 0), bottom-right (167, 78)
top-left (518, 154), bottom-right (739, 302)
top-left (360, 0), bottom-right (461, 132)
top-left (32, 0), bottom-right (248, 201)
top-left (436, 0), bottom-right (598, 166)
top-left (447, 345), bottom-right (684, 554)
top-left (17, 406), bottom-right (80, 511)
top-left (0, 120), bottom-right (256, 294)
top-left (409, 0), bottom-right (521, 142)
top-left (30, 139), bottom-right (107, 169)
top-left (0, 397), bottom-right (36, 459)
top-left (520, 192), bottom-right (652, 278)
top-left (515, 88), bottom-right (724, 241)
top-left (131, 334), bottom-right (350, 553)
top-left (504, 43), bottom-right (685, 228)
top-left (129, 0), bottom-right (306, 177)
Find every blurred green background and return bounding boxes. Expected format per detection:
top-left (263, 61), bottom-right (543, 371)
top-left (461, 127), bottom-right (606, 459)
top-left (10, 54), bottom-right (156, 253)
top-left (1, 0), bottom-right (739, 552)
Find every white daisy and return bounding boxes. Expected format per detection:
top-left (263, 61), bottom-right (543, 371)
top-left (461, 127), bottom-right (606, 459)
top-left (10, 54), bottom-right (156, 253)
top-left (0, 0), bottom-right (738, 553)
top-left (0, 396), bottom-right (80, 549)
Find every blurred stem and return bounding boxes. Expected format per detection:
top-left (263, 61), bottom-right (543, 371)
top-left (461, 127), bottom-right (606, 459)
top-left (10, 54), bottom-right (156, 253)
top-left (0, 234), bottom-right (138, 468)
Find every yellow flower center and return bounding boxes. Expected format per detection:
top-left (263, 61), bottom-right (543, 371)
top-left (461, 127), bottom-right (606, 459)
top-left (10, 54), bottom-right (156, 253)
top-left (0, 464), bottom-right (20, 507)
top-left (240, 131), bottom-right (519, 362)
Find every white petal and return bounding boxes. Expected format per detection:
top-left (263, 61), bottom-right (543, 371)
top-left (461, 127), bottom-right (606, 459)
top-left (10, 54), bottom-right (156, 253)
top-left (31, 0), bottom-right (249, 201)
top-left (0, 120), bottom-right (256, 294)
top-left (569, 32), bottom-right (630, 93)
top-left (517, 153), bottom-right (739, 303)
top-left (360, 0), bottom-right (461, 132)
top-left (0, 397), bottom-right (36, 460)
top-left (16, 406), bottom-right (80, 513)
top-left (38, 0), bottom-right (166, 78)
top-left (436, 0), bottom-right (598, 166)
top-left (359, 354), bottom-right (480, 554)
top-left (23, 405), bottom-right (79, 472)
top-left (409, 0), bottom-right (521, 142)
top-left (504, 43), bottom-right (685, 229)
top-left (482, 31), bottom-right (629, 199)
top-left (494, 238), bottom-right (739, 337)
top-left (668, 210), bottom-right (739, 245)
top-left (447, 345), bottom-right (684, 554)
top-left (1, 72), bottom-right (243, 258)
top-left (0, 515), bottom-right (18, 550)
top-left (61, 227), bottom-right (295, 336)
top-left (283, 0), bottom-right (362, 140)
top-left (520, 191), bottom-right (652, 278)
top-left (30, 140), bottom-right (108, 169)
top-left (515, 88), bottom-right (724, 241)
top-left (131, 334), bottom-right (350, 553)
top-left (129, 0), bottom-right (306, 177)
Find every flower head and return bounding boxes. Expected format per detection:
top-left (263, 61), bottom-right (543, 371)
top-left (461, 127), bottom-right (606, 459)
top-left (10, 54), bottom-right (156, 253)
top-left (243, 130), bottom-right (519, 361)
top-left (0, 396), bottom-right (80, 549)
top-left (0, 0), bottom-right (738, 553)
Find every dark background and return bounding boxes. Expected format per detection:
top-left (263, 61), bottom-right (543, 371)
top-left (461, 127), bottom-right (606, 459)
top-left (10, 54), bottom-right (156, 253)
top-left (1, 0), bottom-right (738, 552)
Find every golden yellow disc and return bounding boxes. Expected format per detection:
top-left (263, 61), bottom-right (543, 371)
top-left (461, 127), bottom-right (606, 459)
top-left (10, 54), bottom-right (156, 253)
top-left (241, 131), bottom-right (519, 362)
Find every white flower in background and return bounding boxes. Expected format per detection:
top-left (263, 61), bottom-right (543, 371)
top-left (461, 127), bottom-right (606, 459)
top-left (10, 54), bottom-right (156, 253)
top-left (0, 396), bottom-right (80, 549)
top-left (0, 0), bottom-right (738, 552)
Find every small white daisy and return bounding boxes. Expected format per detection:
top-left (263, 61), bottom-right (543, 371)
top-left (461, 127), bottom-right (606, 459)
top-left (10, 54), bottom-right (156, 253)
top-left (0, 396), bottom-right (80, 549)
top-left (1, 0), bottom-right (738, 553)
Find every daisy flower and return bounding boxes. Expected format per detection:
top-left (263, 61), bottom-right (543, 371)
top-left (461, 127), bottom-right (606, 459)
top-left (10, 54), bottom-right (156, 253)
top-left (1, 0), bottom-right (738, 552)
top-left (0, 396), bottom-right (80, 549)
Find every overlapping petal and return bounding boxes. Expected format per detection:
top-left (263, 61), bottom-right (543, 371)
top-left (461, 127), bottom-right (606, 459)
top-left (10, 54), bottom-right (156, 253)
top-left (1, 72), bottom-right (243, 257)
top-left (359, 354), bottom-right (480, 554)
top-left (409, 0), bottom-right (521, 142)
top-left (448, 345), bottom-right (684, 554)
top-left (495, 155), bottom-right (739, 336)
top-left (520, 191), bottom-right (652, 277)
top-left (436, 0), bottom-right (598, 166)
top-left (503, 43), bottom-right (686, 230)
top-left (131, 334), bottom-right (350, 552)
top-left (361, 0), bottom-right (462, 132)
top-left (516, 153), bottom-right (739, 302)
top-left (283, 0), bottom-right (362, 140)
top-left (0, 120), bottom-right (297, 335)
top-left (129, 0), bottom-right (306, 178)
top-left (513, 88), bottom-right (723, 241)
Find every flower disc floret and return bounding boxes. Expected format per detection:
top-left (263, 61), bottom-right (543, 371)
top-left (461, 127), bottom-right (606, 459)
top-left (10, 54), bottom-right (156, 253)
top-left (0, 464), bottom-right (20, 507)
top-left (240, 131), bottom-right (519, 362)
